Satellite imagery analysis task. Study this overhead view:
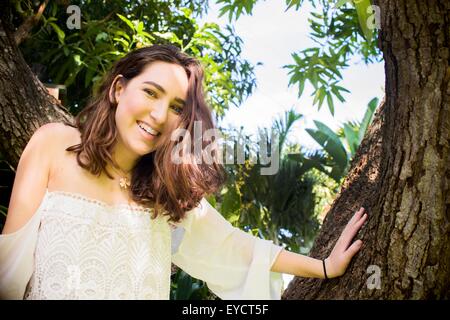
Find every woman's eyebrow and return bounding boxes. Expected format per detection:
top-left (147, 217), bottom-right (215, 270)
top-left (143, 81), bottom-right (186, 105)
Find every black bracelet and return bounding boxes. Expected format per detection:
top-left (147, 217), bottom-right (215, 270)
top-left (322, 259), bottom-right (329, 280)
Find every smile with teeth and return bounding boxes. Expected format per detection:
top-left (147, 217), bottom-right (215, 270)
top-left (137, 121), bottom-right (160, 136)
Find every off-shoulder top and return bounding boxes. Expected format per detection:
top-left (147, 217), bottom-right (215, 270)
top-left (0, 189), bottom-right (284, 300)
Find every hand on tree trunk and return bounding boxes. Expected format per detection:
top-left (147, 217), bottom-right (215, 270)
top-left (325, 207), bottom-right (368, 278)
top-left (270, 207), bottom-right (368, 279)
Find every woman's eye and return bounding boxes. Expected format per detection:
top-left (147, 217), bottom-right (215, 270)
top-left (144, 89), bottom-right (156, 97)
top-left (144, 88), bottom-right (182, 114)
top-left (171, 105), bottom-right (183, 115)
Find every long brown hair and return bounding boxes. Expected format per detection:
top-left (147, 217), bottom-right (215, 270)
top-left (64, 44), bottom-right (227, 223)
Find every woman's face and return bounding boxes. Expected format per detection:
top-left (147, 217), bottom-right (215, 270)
top-left (112, 61), bottom-right (189, 159)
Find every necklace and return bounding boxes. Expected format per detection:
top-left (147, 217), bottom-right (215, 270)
top-left (109, 164), bottom-right (132, 190)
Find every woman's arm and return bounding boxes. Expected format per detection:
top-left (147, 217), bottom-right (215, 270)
top-left (2, 123), bottom-right (60, 234)
top-left (270, 207), bottom-right (368, 278)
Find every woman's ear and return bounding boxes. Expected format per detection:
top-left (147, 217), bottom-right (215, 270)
top-left (109, 75), bottom-right (124, 104)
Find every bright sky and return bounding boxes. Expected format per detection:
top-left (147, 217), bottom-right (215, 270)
top-left (200, 0), bottom-right (384, 287)
top-left (201, 0), bottom-right (385, 151)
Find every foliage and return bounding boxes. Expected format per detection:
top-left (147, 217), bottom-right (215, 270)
top-left (16, 0), bottom-right (257, 118)
top-left (309, 167), bottom-right (340, 219)
top-left (170, 268), bottom-right (217, 300)
top-left (290, 97), bottom-right (378, 182)
top-left (216, 109), bottom-right (321, 253)
top-left (215, 0), bottom-right (382, 115)
top-left (337, 96), bottom-right (378, 153)
top-left (305, 119), bottom-right (349, 181)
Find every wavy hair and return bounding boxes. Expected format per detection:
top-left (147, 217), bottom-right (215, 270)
top-left (64, 44), bottom-right (227, 223)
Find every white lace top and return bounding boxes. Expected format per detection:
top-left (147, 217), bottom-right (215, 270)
top-left (0, 190), bottom-right (284, 300)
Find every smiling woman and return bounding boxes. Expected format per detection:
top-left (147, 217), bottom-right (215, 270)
top-left (110, 61), bottom-right (189, 166)
top-left (0, 44), bottom-right (366, 300)
top-left (0, 44), bottom-right (282, 300)
top-left (62, 44), bottom-right (227, 223)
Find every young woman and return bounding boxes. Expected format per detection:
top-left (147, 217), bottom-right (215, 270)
top-left (0, 44), bottom-right (367, 300)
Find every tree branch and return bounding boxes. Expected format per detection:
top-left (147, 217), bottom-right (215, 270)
top-left (14, 0), bottom-right (49, 45)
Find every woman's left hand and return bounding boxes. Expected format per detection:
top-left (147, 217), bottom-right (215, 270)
top-left (325, 207), bottom-right (368, 278)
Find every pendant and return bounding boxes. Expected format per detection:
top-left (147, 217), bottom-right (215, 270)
top-left (119, 177), bottom-right (131, 189)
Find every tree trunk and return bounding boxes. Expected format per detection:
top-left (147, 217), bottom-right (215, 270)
top-left (283, 0), bottom-right (450, 299)
top-left (0, 1), bottom-right (449, 300)
top-left (0, 10), bottom-right (72, 166)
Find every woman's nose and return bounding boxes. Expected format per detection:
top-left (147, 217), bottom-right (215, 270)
top-left (149, 101), bottom-right (169, 125)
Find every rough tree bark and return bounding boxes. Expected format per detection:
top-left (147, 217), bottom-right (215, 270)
top-left (0, 8), bottom-right (72, 166)
top-left (0, 1), bottom-right (449, 300)
top-left (283, 0), bottom-right (450, 299)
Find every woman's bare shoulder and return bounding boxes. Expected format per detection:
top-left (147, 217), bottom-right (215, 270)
top-left (33, 122), bottom-right (81, 172)
top-left (35, 122), bottom-right (80, 147)
top-left (37, 122), bottom-right (78, 135)
top-left (1, 122), bottom-right (77, 235)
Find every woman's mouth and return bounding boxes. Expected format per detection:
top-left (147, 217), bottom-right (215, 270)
top-left (137, 120), bottom-right (160, 139)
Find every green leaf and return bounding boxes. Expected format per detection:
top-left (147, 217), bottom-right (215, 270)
top-left (331, 85), bottom-right (346, 102)
top-left (137, 21), bottom-right (144, 33)
top-left (221, 185), bottom-right (241, 220)
top-left (73, 54), bottom-right (82, 66)
top-left (95, 32), bottom-right (108, 43)
top-left (298, 78), bottom-right (305, 97)
top-left (63, 47), bottom-right (69, 56)
top-left (335, 0), bottom-right (352, 9)
top-left (49, 22), bottom-right (65, 43)
top-left (310, 71), bottom-right (319, 89)
top-left (236, 5), bottom-right (243, 19)
top-left (354, 0), bottom-right (374, 42)
top-left (285, 0), bottom-right (303, 11)
top-left (313, 86), bottom-right (325, 106)
top-left (113, 37), bottom-right (130, 49)
top-left (244, 0), bottom-right (254, 14)
top-left (175, 271), bottom-right (194, 300)
top-left (358, 97), bottom-right (378, 143)
top-left (343, 123), bottom-right (358, 155)
top-left (318, 89), bottom-right (326, 110)
top-left (153, 31), bottom-right (181, 45)
top-left (326, 92), bottom-right (335, 116)
top-left (334, 85), bottom-right (350, 93)
top-left (310, 121), bottom-right (348, 170)
top-left (116, 14), bottom-right (135, 31)
top-left (114, 30), bottom-right (131, 41)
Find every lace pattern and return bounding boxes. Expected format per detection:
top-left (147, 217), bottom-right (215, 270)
top-left (24, 191), bottom-right (173, 299)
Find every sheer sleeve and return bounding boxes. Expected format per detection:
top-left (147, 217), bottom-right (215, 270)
top-left (171, 198), bottom-right (284, 300)
top-left (0, 204), bottom-right (43, 300)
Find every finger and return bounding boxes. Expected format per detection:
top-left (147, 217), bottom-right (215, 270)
top-left (356, 213), bottom-right (368, 228)
top-left (343, 239), bottom-right (363, 261)
top-left (346, 213), bottom-right (368, 242)
top-left (344, 208), bottom-right (366, 236)
top-left (337, 213), bottom-right (368, 250)
top-left (348, 207), bottom-right (365, 225)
